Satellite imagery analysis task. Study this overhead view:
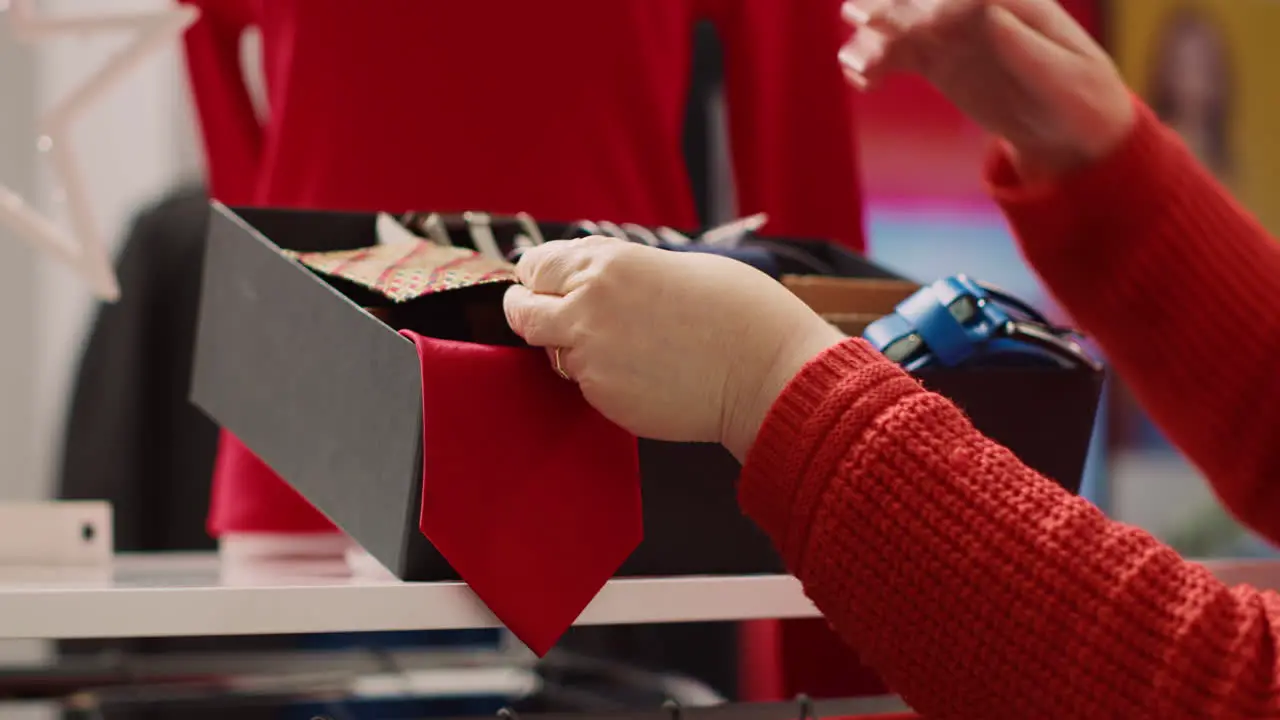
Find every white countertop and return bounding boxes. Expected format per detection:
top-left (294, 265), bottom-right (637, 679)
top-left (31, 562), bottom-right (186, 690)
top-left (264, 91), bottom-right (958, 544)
top-left (0, 552), bottom-right (819, 639)
top-left (0, 553), bottom-right (1274, 640)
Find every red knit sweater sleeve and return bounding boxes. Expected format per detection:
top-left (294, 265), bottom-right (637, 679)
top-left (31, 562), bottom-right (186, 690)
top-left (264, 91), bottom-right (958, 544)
top-left (738, 102), bottom-right (1280, 718)
top-left (179, 0), bottom-right (262, 203)
top-left (994, 98), bottom-right (1280, 543)
top-left (740, 339), bottom-right (1280, 718)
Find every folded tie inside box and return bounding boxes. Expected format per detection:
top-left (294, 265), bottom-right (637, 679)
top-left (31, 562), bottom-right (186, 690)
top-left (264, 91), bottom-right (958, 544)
top-left (282, 242), bottom-right (524, 346)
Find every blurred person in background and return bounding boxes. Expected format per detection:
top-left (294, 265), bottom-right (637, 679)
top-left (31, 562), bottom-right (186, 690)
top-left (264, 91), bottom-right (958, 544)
top-left (176, 0), bottom-right (866, 701)
top-left (1147, 6), bottom-right (1235, 180)
top-left (177, 0), bottom-right (864, 549)
top-left (66, 0), bottom-right (873, 704)
top-left (501, 0), bottom-right (1280, 716)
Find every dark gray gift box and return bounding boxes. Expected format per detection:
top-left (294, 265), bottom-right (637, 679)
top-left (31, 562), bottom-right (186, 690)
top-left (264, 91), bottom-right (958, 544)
top-left (191, 203), bottom-right (1103, 581)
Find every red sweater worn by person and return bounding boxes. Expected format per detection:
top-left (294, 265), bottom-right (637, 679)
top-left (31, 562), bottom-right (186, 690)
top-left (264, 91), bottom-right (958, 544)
top-left (740, 100), bottom-right (1280, 718)
top-left (179, 0), bottom-right (864, 535)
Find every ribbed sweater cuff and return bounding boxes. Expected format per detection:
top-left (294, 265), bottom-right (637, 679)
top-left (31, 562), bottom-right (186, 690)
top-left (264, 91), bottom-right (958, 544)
top-left (984, 95), bottom-right (1174, 287)
top-left (738, 338), bottom-right (898, 560)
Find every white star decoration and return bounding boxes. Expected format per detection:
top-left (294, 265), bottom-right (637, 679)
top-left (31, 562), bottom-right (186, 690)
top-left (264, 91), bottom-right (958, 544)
top-left (0, 0), bottom-right (197, 301)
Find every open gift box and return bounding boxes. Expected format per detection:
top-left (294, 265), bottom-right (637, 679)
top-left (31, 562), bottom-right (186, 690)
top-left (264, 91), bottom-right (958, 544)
top-left (191, 205), bottom-right (1102, 586)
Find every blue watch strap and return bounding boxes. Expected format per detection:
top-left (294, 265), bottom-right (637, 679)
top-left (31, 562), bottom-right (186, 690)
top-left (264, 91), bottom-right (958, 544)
top-left (862, 312), bottom-right (915, 353)
top-left (893, 285), bottom-right (976, 367)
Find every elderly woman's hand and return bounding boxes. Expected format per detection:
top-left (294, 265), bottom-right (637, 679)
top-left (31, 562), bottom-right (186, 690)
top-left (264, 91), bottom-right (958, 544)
top-left (502, 237), bottom-right (844, 459)
top-left (840, 0), bottom-right (1133, 182)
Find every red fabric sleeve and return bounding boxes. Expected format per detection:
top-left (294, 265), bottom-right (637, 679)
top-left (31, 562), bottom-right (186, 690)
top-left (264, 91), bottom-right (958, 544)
top-left (992, 97), bottom-right (1280, 545)
top-left (739, 338), bottom-right (1280, 718)
top-left (702, 0), bottom-right (865, 249)
top-left (179, 0), bottom-right (262, 203)
top-left (182, 0), bottom-right (335, 538)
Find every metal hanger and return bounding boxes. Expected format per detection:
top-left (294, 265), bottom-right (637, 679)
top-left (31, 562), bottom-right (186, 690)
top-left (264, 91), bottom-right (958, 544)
top-left (400, 211), bottom-right (455, 247)
top-left (596, 220), bottom-right (631, 241)
top-left (622, 223), bottom-right (663, 247)
top-left (463, 211), bottom-right (504, 259)
top-left (700, 212), bottom-right (768, 248)
top-left (514, 211), bottom-right (546, 249)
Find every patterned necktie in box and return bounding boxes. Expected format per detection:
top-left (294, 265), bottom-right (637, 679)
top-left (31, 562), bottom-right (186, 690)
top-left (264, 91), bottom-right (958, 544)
top-left (284, 241), bottom-right (524, 346)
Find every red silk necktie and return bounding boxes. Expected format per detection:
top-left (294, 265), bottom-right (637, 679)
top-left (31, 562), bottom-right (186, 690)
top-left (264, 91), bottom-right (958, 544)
top-left (263, 239), bottom-right (642, 653)
top-left (401, 331), bottom-right (642, 655)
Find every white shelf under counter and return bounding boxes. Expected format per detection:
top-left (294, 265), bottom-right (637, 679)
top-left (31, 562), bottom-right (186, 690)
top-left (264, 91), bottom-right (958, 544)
top-left (0, 553), bottom-right (1276, 641)
top-left (0, 552), bottom-right (820, 640)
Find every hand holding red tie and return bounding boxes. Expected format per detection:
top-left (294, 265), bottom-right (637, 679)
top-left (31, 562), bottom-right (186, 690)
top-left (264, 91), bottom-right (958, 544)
top-left (503, 236), bottom-right (845, 460)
